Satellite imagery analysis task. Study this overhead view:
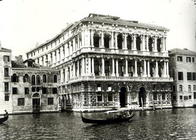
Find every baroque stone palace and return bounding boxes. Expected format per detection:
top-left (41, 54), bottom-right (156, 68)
top-left (26, 13), bottom-right (173, 111)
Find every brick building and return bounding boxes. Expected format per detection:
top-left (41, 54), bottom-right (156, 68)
top-left (10, 58), bottom-right (60, 113)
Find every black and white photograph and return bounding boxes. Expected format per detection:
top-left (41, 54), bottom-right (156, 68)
top-left (0, 0), bottom-right (196, 139)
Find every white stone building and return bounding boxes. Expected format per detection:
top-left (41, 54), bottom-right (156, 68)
top-left (169, 48), bottom-right (196, 107)
top-left (26, 14), bottom-right (173, 111)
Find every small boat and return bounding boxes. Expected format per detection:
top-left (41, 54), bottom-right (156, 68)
top-left (0, 115), bottom-right (8, 124)
top-left (81, 109), bottom-right (134, 124)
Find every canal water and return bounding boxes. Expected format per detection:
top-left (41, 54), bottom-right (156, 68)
top-left (1, 108), bottom-right (196, 140)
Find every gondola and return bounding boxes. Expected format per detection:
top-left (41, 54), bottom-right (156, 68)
top-left (81, 109), bottom-right (134, 124)
top-left (0, 115), bottom-right (8, 124)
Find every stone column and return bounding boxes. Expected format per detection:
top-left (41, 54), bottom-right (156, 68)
top-left (112, 58), bottom-right (115, 76)
top-left (123, 34), bottom-right (127, 50)
top-left (88, 57), bottom-right (92, 75)
top-left (92, 57), bottom-right (94, 76)
top-left (77, 34), bottom-right (80, 50)
top-left (81, 57), bottom-right (84, 76)
top-left (53, 51), bottom-right (56, 63)
top-left (124, 59), bottom-right (129, 77)
top-left (142, 35), bottom-right (145, 51)
top-left (111, 32), bottom-right (114, 49)
top-left (143, 60), bottom-right (147, 77)
top-left (102, 57), bottom-right (105, 76)
top-left (147, 60), bottom-right (150, 77)
top-left (162, 37), bottom-right (166, 52)
top-left (101, 31), bottom-right (104, 48)
top-left (133, 34), bottom-right (136, 50)
top-left (60, 69), bottom-right (64, 83)
top-left (115, 32), bottom-right (118, 49)
top-left (133, 59), bottom-right (138, 77)
top-left (155, 61), bottom-right (159, 77)
top-left (166, 61), bottom-right (169, 77)
top-left (49, 53), bottom-right (52, 65)
top-left (154, 36), bottom-right (157, 52)
top-left (146, 35), bottom-right (149, 51)
top-left (73, 62), bottom-right (76, 78)
top-left (91, 30), bottom-right (94, 47)
top-left (116, 59), bottom-right (119, 77)
top-left (82, 30), bottom-right (85, 47)
top-left (73, 38), bottom-right (76, 52)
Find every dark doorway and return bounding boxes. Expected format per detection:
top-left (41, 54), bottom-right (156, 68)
top-left (139, 87), bottom-right (146, 107)
top-left (32, 96), bottom-right (40, 113)
top-left (120, 87), bottom-right (126, 107)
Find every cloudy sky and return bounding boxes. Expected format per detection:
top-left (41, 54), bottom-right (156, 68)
top-left (0, 0), bottom-right (196, 58)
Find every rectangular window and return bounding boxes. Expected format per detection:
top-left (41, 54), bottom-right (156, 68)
top-left (188, 85), bottom-right (192, 92)
top-left (179, 95), bottom-right (183, 100)
top-left (178, 72), bottom-right (183, 80)
top-left (25, 88), bottom-right (29, 94)
top-left (18, 98), bottom-right (25, 106)
top-left (186, 57), bottom-right (191, 62)
top-left (153, 93), bottom-right (157, 100)
top-left (32, 87), bottom-right (36, 92)
top-left (162, 93), bottom-right (165, 100)
top-left (5, 94), bottom-right (9, 101)
top-left (3, 55), bottom-right (10, 62)
top-left (177, 56), bottom-right (183, 62)
top-left (12, 87), bottom-right (18, 94)
top-left (108, 93), bottom-right (113, 101)
top-left (4, 68), bottom-right (9, 77)
top-left (42, 87), bottom-right (48, 94)
top-left (189, 95), bottom-right (192, 99)
top-left (4, 82), bottom-right (9, 92)
top-left (52, 88), bottom-right (57, 94)
top-left (184, 96), bottom-right (188, 100)
top-left (194, 92), bottom-right (196, 99)
top-left (97, 93), bottom-right (102, 102)
top-left (193, 73), bottom-right (196, 80)
top-left (192, 57), bottom-right (195, 63)
top-left (48, 97), bottom-right (54, 105)
top-left (187, 72), bottom-right (192, 80)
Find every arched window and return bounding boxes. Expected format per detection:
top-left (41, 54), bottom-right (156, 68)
top-left (54, 75), bottom-right (57, 83)
top-left (23, 74), bottom-right (30, 83)
top-left (36, 75), bottom-right (41, 85)
top-left (43, 74), bottom-right (47, 83)
top-left (93, 33), bottom-right (100, 48)
top-left (117, 34), bottom-right (123, 49)
top-left (136, 36), bottom-right (141, 51)
top-left (104, 34), bottom-right (110, 48)
top-left (11, 74), bottom-right (19, 82)
top-left (32, 75), bottom-right (36, 85)
top-left (127, 35), bottom-right (132, 50)
top-left (148, 37), bottom-right (153, 52)
top-left (157, 38), bottom-right (162, 52)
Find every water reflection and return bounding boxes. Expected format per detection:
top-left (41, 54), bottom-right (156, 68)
top-left (0, 108), bottom-right (196, 139)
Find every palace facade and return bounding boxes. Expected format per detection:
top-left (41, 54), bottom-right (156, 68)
top-left (26, 13), bottom-right (173, 111)
top-left (169, 48), bottom-right (196, 107)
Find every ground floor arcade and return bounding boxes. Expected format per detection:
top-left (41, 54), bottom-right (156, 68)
top-left (59, 81), bottom-right (173, 111)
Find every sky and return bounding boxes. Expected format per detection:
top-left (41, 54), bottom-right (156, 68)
top-left (0, 0), bottom-right (196, 58)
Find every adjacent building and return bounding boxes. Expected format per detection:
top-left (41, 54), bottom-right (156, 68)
top-left (169, 48), bottom-right (196, 107)
top-left (10, 57), bottom-right (60, 113)
top-left (0, 43), bottom-right (12, 114)
top-left (26, 13), bottom-right (173, 111)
